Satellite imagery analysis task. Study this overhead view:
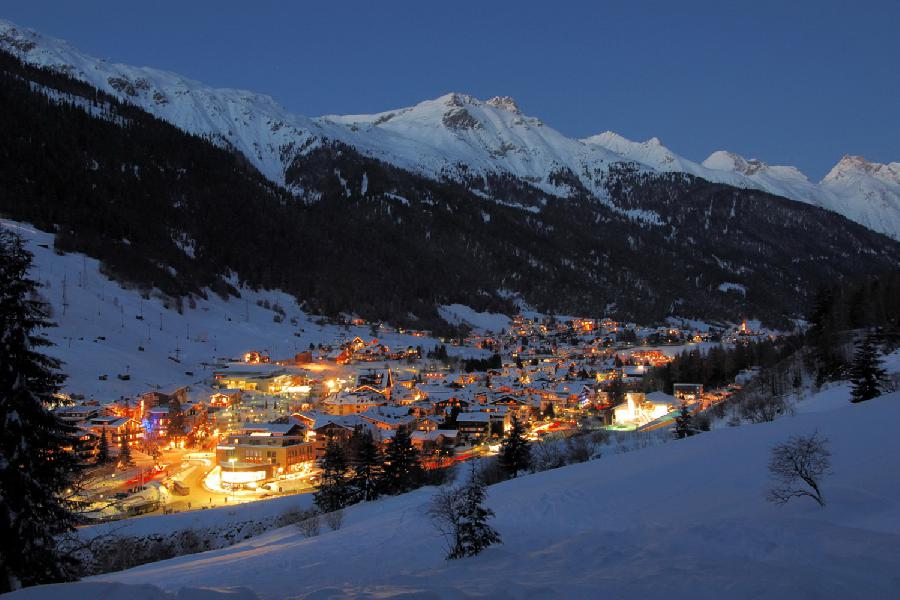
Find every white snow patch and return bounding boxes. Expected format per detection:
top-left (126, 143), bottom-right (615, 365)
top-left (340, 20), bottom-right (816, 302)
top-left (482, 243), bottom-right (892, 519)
top-left (718, 282), bottom-right (747, 295)
top-left (437, 304), bottom-right (511, 334)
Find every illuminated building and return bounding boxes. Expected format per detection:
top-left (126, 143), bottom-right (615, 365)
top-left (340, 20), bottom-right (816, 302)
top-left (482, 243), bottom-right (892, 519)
top-left (215, 423), bottom-right (314, 486)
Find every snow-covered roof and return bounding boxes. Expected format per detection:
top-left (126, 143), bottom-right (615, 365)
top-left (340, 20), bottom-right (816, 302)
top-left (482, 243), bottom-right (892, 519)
top-left (645, 391), bottom-right (676, 405)
top-left (411, 430), bottom-right (458, 442)
top-left (239, 423), bottom-right (303, 435)
top-left (456, 412), bottom-right (491, 423)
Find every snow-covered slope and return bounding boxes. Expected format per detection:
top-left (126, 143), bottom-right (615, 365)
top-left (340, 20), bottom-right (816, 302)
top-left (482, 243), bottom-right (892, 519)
top-left (1, 19), bottom-right (898, 238)
top-left (319, 93), bottom-right (625, 198)
top-left (818, 156), bottom-right (900, 238)
top-left (1, 219), bottom-right (476, 401)
top-left (702, 150), bottom-right (824, 204)
top-left (12, 386), bottom-right (900, 599)
top-left (583, 131), bottom-right (740, 183)
top-left (0, 20), bottom-right (328, 187)
top-left (701, 151), bottom-right (900, 239)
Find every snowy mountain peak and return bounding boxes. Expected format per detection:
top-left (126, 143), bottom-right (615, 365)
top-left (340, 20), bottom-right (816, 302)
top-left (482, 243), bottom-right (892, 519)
top-left (443, 92), bottom-right (476, 108)
top-left (1, 17), bottom-right (899, 239)
top-left (703, 150), bottom-right (768, 176)
top-left (582, 131), bottom-right (699, 173)
top-left (583, 131), bottom-right (660, 151)
top-left (0, 20), bottom-right (37, 51)
top-left (485, 95), bottom-right (521, 114)
top-left (823, 155), bottom-right (900, 185)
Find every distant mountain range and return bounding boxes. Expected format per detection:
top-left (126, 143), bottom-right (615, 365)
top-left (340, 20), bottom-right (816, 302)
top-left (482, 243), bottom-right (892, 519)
top-left (1, 19), bottom-right (899, 331)
top-left (2, 19), bottom-right (898, 239)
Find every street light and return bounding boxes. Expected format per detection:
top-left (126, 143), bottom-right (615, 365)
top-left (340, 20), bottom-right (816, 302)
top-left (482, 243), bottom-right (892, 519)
top-left (228, 457), bottom-right (237, 503)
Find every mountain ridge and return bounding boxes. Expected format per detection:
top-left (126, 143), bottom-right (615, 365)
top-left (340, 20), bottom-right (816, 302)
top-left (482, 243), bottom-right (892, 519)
top-left (1, 18), bottom-right (898, 238)
top-left (2, 36), bottom-right (900, 331)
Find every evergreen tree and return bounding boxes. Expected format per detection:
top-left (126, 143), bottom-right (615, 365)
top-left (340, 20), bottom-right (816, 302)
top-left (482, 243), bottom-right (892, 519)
top-left (0, 230), bottom-right (81, 591)
top-left (379, 427), bottom-right (424, 495)
top-left (118, 422), bottom-right (133, 467)
top-left (673, 402), bottom-right (696, 439)
top-left (347, 427), bottom-right (381, 503)
top-left (166, 398), bottom-right (186, 441)
top-left (440, 405), bottom-right (461, 430)
top-left (454, 466), bottom-right (502, 559)
top-left (606, 375), bottom-right (627, 407)
top-left (850, 333), bottom-right (888, 403)
top-left (96, 425), bottom-right (110, 465)
top-left (313, 438), bottom-right (351, 513)
top-left (542, 402), bottom-right (555, 420)
top-left (809, 288), bottom-right (846, 384)
top-left (187, 410), bottom-right (212, 449)
top-left (498, 414), bottom-right (531, 478)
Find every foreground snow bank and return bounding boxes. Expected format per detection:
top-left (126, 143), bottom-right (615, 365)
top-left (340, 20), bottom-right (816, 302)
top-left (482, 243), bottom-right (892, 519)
top-left (13, 386), bottom-right (899, 599)
top-left (77, 493), bottom-right (315, 542)
top-left (6, 582), bottom-right (258, 599)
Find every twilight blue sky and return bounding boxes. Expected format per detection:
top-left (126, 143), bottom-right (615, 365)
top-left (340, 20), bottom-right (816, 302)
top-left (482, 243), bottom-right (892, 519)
top-left (4, 0), bottom-right (898, 179)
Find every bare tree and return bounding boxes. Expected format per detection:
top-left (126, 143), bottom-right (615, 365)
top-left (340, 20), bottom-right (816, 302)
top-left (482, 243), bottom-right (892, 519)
top-left (324, 509), bottom-right (344, 531)
top-left (429, 485), bottom-right (465, 558)
top-left (530, 440), bottom-right (566, 473)
top-left (294, 508), bottom-right (321, 537)
top-left (741, 391), bottom-right (789, 423)
top-left (767, 431), bottom-right (831, 507)
top-left (564, 435), bottom-right (593, 464)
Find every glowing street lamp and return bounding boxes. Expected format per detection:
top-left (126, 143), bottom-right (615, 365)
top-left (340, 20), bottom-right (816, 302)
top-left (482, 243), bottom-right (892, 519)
top-left (228, 457), bottom-right (237, 502)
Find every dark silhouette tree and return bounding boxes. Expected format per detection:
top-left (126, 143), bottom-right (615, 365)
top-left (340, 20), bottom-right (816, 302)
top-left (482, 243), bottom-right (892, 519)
top-left (767, 431), bottom-right (831, 507)
top-left (118, 422), bottom-right (133, 467)
top-left (542, 402), bottom-right (556, 420)
top-left (498, 414), bottom-right (531, 478)
top-left (166, 398), bottom-right (186, 441)
top-left (606, 375), bottom-right (627, 408)
top-left (0, 230), bottom-right (81, 591)
top-left (96, 425), bottom-right (110, 465)
top-left (849, 333), bottom-right (888, 403)
top-left (379, 428), bottom-right (423, 495)
top-left (314, 438), bottom-right (351, 513)
top-left (673, 403), bottom-right (696, 439)
top-left (347, 427), bottom-right (381, 503)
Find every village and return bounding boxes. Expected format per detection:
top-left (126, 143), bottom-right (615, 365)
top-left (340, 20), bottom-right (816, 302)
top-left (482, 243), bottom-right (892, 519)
top-left (56, 314), bottom-right (772, 521)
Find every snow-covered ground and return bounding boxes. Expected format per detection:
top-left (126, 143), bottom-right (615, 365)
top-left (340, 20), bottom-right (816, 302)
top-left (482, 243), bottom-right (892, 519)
top-left (78, 491), bottom-right (316, 546)
top-left (1, 219), bottom-right (456, 401)
top-left (437, 304), bottom-right (511, 335)
top-left (11, 377), bottom-right (900, 598)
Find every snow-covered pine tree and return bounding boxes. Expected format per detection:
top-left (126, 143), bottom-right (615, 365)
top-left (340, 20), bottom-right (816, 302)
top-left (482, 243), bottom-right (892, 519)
top-left (314, 438), bottom-right (351, 513)
top-left (850, 333), bottom-right (888, 403)
top-left (0, 230), bottom-right (81, 591)
top-left (455, 465), bottom-right (501, 558)
top-left (498, 414), bottom-right (531, 478)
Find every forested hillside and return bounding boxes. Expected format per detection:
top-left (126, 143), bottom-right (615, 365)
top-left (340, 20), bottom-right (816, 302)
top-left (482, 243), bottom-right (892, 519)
top-left (2, 50), bottom-right (899, 330)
